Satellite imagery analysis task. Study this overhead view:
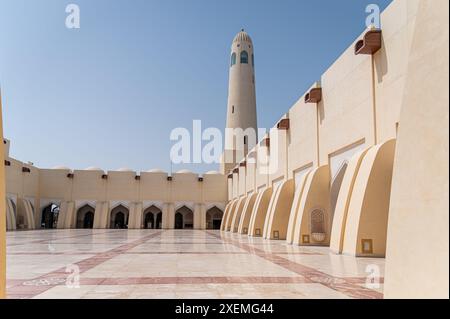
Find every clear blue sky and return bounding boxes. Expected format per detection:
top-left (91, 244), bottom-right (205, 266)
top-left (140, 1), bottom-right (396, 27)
top-left (0, 0), bottom-right (392, 173)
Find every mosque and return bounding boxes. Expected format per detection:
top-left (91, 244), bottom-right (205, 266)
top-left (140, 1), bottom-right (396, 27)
top-left (0, 0), bottom-right (448, 299)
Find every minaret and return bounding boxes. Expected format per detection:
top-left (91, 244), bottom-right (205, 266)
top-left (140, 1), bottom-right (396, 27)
top-left (222, 29), bottom-right (258, 174)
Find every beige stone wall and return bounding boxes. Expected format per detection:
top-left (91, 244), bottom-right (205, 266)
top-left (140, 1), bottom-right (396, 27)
top-left (384, 0), bottom-right (449, 298)
top-left (226, 0), bottom-right (423, 251)
top-left (287, 88), bottom-right (319, 179)
top-left (374, 0), bottom-right (420, 143)
top-left (224, 0), bottom-right (447, 298)
top-left (226, 0), bottom-right (421, 199)
top-left (4, 161), bottom-right (227, 230)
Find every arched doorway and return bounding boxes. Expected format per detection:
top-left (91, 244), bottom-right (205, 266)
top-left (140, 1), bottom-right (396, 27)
top-left (175, 213), bottom-right (183, 229)
top-left (41, 204), bottom-right (60, 229)
top-left (144, 213), bottom-right (154, 229)
top-left (76, 205), bottom-right (95, 229)
top-left (206, 206), bottom-right (224, 230)
top-left (174, 206), bottom-right (193, 229)
top-left (330, 162), bottom-right (348, 225)
top-left (115, 212), bottom-right (125, 228)
top-left (84, 212), bottom-right (94, 229)
top-left (110, 205), bottom-right (129, 229)
top-left (143, 205), bottom-right (162, 229)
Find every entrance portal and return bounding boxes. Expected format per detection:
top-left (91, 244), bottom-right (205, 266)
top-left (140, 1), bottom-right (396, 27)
top-left (41, 204), bottom-right (60, 229)
top-left (110, 205), bottom-right (129, 229)
top-left (174, 206), bottom-right (193, 229)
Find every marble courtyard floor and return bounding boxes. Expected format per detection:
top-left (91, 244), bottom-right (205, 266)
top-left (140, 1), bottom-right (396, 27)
top-left (5, 229), bottom-right (385, 299)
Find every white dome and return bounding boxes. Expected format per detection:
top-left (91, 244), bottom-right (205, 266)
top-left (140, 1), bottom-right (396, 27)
top-left (233, 29), bottom-right (253, 44)
top-left (147, 168), bottom-right (166, 173)
top-left (116, 167), bottom-right (134, 172)
top-left (52, 166), bottom-right (70, 170)
top-left (176, 169), bottom-right (193, 174)
top-left (205, 170), bottom-right (220, 175)
top-left (84, 167), bottom-right (103, 171)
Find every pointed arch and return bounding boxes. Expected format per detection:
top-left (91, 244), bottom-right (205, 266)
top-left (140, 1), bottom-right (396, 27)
top-left (240, 50), bottom-right (249, 64)
top-left (292, 165), bottom-right (331, 246)
top-left (248, 187), bottom-right (273, 237)
top-left (230, 52), bottom-right (237, 66)
top-left (342, 139), bottom-right (396, 257)
top-left (206, 206), bottom-right (224, 230)
top-left (41, 203), bottom-right (59, 229)
top-left (229, 197), bottom-right (247, 232)
top-left (76, 204), bottom-right (95, 229)
top-left (220, 200), bottom-right (237, 231)
top-left (5, 197), bottom-right (17, 231)
top-left (143, 205), bottom-right (162, 229)
top-left (174, 205), bottom-right (193, 229)
top-left (110, 204), bottom-right (129, 229)
top-left (237, 192), bottom-right (258, 234)
top-left (330, 161), bottom-right (349, 223)
top-left (263, 179), bottom-right (295, 240)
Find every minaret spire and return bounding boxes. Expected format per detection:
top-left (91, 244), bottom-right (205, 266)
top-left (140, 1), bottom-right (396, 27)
top-left (221, 30), bottom-right (258, 174)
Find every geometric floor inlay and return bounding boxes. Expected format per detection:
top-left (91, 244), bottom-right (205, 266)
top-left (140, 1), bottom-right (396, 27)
top-left (6, 229), bottom-right (385, 299)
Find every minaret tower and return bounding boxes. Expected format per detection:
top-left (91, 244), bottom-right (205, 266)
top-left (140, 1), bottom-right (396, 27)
top-left (222, 29), bottom-right (258, 174)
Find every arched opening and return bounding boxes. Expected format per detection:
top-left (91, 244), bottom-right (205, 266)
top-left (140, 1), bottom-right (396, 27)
top-left (115, 213), bottom-right (125, 229)
top-left (248, 187), bottom-right (273, 237)
top-left (264, 179), bottom-right (295, 240)
top-left (222, 200), bottom-right (238, 232)
top-left (292, 165), bottom-right (331, 246)
top-left (206, 206), bottom-right (224, 230)
top-left (230, 197), bottom-right (247, 233)
top-left (342, 139), bottom-right (396, 257)
top-left (41, 204), bottom-right (60, 229)
top-left (240, 50), bottom-right (249, 64)
top-left (144, 213), bottom-right (154, 229)
top-left (76, 205), bottom-right (95, 229)
top-left (84, 212), bottom-right (94, 229)
top-left (230, 52), bottom-right (236, 66)
top-left (5, 198), bottom-right (17, 231)
top-left (143, 205), bottom-right (162, 229)
top-left (17, 199), bottom-right (36, 230)
top-left (330, 162), bottom-right (348, 225)
top-left (110, 205), bottom-right (129, 229)
top-left (175, 213), bottom-right (183, 229)
top-left (174, 206), bottom-right (193, 229)
top-left (310, 209), bottom-right (326, 242)
top-left (237, 193), bottom-right (257, 234)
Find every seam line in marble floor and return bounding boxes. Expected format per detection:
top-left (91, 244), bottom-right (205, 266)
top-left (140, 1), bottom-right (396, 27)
top-left (7, 230), bottom-right (384, 299)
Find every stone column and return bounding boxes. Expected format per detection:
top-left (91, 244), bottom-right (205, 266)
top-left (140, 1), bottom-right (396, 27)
top-left (163, 203), bottom-right (174, 229)
top-left (134, 202), bottom-right (143, 229)
top-left (62, 201), bottom-right (76, 229)
top-left (128, 202), bottom-right (143, 229)
top-left (93, 202), bottom-right (103, 229)
top-left (94, 201), bottom-right (109, 229)
top-left (193, 203), bottom-right (201, 229)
